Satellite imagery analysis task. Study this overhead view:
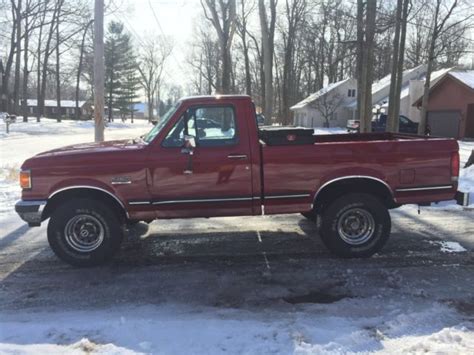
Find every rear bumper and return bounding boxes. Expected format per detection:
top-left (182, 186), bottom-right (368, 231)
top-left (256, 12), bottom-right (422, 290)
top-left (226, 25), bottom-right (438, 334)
top-left (15, 200), bottom-right (47, 226)
top-left (455, 191), bottom-right (470, 207)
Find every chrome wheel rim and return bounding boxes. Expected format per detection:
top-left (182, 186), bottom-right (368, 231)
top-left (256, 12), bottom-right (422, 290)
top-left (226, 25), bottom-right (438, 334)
top-left (337, 208), bottom-right (375, 245)
top-left (64, 214), bottom-right (105, 252)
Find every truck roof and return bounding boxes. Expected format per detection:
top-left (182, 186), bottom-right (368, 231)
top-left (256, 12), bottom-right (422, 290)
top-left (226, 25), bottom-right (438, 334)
top-left (180, 94), bottom-right (252, 103)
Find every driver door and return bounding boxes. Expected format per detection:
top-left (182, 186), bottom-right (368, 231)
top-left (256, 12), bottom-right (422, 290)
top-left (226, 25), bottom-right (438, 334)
top-left (148, 103), bottom-right (254, 218)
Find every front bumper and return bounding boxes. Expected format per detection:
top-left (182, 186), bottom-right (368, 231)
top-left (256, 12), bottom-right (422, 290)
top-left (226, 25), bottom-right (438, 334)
top-left (15, 200), bottom-right (47, 226)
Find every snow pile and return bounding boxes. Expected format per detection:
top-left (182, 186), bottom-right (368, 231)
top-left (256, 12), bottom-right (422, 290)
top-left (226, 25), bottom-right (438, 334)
top-left (0, 302), bottom-right (472, 354)
top-left (429, 240), bottom-right (468, 253)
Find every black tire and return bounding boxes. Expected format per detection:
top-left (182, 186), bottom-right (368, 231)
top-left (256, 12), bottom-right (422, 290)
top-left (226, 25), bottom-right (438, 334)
top-left (47, 198), bottom-right (124, 266)
top-left (319, 193), bottom-right (391, 258)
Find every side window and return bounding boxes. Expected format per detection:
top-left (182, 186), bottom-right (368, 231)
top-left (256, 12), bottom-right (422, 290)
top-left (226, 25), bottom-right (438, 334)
top-left (194, 106), bottom-right (237, 146)
top-left (162, 114), bottom-right (196, 147)
top-left (162, 105), bottom-right (237, 147)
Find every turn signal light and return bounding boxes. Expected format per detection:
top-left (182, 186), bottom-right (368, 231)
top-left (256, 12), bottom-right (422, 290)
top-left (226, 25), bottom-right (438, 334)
top-left (451, 151), bottom-right (460, 180)
top-left (19, 170), bottom-right (32, 189)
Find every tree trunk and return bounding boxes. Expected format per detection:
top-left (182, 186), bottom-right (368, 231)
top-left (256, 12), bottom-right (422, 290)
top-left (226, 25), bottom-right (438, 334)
top-left (55, 13), bottom-right (61, 122)
top-left (356, 0), bottom-right (367, 132)
top-left (1, 9), bottom-right (17, 113)
top-left (387, 0), bottom-right (403, 133)
top-left (392, 0), bottom-right (409, 133)
top-left (13, 0), bottom-right (22, 115)
top-left (22, 0), bottom-right (29, 122)
top-left (418, 1), bottom-right (440, 135)
top-left (259, 0), bottom-right (276, 125)
top-left (363, 0), bottom-right (376, 133)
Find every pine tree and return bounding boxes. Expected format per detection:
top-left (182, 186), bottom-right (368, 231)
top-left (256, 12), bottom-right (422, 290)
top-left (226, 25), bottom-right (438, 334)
top-left (105, 21), bottom-right (137, 122)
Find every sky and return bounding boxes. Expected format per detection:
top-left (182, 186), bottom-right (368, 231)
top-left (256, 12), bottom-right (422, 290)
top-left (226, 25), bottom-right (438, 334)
top-left (106, 0), bottom-right (203, 91)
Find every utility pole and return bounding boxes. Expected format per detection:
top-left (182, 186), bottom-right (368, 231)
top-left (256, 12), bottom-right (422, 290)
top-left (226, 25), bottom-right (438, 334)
top-left (94, 0), bottom-right (105, 142)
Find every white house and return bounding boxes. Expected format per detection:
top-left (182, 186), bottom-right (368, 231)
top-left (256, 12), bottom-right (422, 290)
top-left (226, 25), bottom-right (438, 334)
top-left (291, 78), bottom-right (357, 127)
top-left (291, 65), bottom-right (453, 128)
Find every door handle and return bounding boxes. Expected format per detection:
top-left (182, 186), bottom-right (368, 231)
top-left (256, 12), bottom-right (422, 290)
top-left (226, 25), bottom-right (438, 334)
top-left (227, 154), bottom-right (248, 160)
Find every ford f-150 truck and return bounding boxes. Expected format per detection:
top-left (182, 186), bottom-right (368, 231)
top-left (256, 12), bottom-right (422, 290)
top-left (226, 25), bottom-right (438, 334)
top-left (15, 95), bottom-right (465, 266)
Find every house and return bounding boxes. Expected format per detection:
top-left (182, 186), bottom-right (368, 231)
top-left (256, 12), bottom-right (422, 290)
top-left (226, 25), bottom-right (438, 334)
top-left (412, 71), bottom-right (474, 139)
top-left (26, 99), bottom-right (91, 119)
top-left (291, 78), bottom-right (357, 127)
top-left (132, 103), bottom-right (157, 119)
top-left (291, 65), bottom-right (453, 128)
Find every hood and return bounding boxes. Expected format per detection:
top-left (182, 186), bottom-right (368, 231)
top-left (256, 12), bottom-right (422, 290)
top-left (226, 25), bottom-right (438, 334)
top-left (35, 139), bottom-right (144, 158)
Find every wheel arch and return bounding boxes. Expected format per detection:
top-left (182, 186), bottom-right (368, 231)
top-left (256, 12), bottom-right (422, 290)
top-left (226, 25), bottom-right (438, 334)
top-left (313, 176), bottom-right (397, 213)
top-left (43, 186), bottom-right (128, 221)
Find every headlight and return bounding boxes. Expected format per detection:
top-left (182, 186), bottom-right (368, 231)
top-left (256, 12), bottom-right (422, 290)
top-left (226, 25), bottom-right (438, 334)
top-left (20, 170), bottom-right (32, 189)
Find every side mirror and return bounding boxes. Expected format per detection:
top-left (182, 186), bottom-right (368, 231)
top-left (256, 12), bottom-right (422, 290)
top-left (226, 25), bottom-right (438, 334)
top-left (181, 134), bottom-right (196, 155)
top-left (184, 135), bottom-right (196, 149)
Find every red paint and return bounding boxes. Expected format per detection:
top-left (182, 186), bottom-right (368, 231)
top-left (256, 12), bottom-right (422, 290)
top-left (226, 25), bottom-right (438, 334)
top-left (20, 95), bottom-right (459, 222)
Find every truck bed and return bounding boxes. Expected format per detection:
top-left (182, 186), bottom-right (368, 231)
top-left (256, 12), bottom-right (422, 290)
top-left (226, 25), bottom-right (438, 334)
top-left (260, 131), bottom-right (458, 214)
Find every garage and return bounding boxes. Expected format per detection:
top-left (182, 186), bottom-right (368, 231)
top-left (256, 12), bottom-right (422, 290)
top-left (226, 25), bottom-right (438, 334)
top-left (413, 70), bottom-right (474, 139)
top-left (427, 110), bottom-right (461, 138)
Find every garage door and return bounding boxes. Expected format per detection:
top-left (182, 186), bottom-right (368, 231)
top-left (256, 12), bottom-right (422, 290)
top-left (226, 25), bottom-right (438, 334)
top-left (427, 111), bottom-right (461, 138)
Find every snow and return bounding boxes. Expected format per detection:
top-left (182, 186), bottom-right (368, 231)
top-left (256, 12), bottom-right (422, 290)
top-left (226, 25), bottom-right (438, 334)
top-left (0, 302), bottom-right (473, 354)
top-left (290, 79), bottom-right (350, 110)
top-left (429, 240), bottom-right (468, 253)
top-left (450, 71), bottom-right (474, 90)
top-left (26, 99), bottom-right (87, 108)
top-left (313, 127), bottom-right (347, 135)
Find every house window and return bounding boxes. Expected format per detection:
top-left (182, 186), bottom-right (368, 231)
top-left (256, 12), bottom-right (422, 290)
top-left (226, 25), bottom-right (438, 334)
top-left (348, 89), bottom-right (356, 97)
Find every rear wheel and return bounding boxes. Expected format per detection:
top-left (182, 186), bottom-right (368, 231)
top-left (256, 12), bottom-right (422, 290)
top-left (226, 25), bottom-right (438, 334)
top-left (47, 199), bottom-right (124, 266)
top-left (319, 193), bottom-right (391, 258)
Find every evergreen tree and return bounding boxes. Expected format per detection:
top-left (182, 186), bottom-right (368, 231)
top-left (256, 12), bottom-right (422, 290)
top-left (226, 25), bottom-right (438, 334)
top-left (105, 21), bottom-right (138, 122)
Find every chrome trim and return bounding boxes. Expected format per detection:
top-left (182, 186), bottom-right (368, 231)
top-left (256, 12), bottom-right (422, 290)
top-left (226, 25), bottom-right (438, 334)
top-left (227, 154), bottom-right (248, 160)
top-left (314, 175), bottom-right (394, 202)
top-left (152, 197), bottom-right (254, 205)
top-left (395, 185), bottom-right (453, 192)
top-left (128, 201), bottom-right (151, 205)
top-left (49, 186), bottom-right (128, 215)
top-left (265, 194), bottom-right (311, 200)
top-left (111, 181), bottom-right (132, 185)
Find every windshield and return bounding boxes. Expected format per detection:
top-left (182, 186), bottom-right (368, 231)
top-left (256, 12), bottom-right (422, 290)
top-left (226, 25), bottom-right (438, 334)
top-left (143, 101), bottom-right (181, 143)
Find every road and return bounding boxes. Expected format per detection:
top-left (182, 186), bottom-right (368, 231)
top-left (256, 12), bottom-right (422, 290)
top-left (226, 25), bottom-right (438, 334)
top-left (1, 207), bottom-right (473, 313)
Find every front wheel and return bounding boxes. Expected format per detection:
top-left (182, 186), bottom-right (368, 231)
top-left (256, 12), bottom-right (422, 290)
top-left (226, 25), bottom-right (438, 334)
top-left (47, 199), bottom-right (124, 266)
top-left (319, 193), bottom-right (391, 258)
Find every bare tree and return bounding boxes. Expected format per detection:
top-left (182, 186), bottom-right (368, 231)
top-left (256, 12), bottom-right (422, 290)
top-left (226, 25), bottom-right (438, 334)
top-left (311, 91), bottom-right (345, 128)
top-left (138, 37), bottom-right (172, 121)
top-left (201, 0), bottom-right (237, 94)
top-left (235, 0), bottom-right (254, 96)
top-left (259, 0), bottom-right (277, 124)
top-left (281, 0), bottom-right (306, 125)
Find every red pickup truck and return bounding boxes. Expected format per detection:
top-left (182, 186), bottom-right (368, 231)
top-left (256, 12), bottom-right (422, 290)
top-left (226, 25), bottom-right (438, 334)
top-left (16, 95), bottom-right (465, 266)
